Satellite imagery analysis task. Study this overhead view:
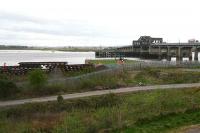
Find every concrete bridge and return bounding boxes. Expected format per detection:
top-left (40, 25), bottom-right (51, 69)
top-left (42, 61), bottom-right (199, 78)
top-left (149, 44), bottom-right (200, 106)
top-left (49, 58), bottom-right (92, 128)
top-left (96, 36), bottom-right (200, 61)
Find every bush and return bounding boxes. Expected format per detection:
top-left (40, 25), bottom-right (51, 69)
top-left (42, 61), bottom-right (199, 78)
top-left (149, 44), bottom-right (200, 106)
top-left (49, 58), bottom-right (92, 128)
top-left (95, 93), bottom-right (122, 107)
top-left (28, 69), bottom-right (47, 90)
top-left (57, 95), bottom-right (64, 104)
top-left (0, 79), bottom-right (18, 98)
top-left (0, 74), bottom-right (8, 80)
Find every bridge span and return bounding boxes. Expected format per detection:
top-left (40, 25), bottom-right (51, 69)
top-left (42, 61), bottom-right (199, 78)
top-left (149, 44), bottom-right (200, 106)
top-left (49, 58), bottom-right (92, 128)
top-left (96, 36), bottom-right (200, 61)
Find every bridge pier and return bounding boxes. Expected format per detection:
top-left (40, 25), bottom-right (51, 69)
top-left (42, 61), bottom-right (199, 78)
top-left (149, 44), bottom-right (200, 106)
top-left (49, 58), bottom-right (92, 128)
top-left (158, 46), bottom-right (161, 60)
top-left (189, 48), bottom-right (193, 61)
top-left (194, 50), bottom-right (198, 61)
top-left (177, 47), bottom-right (182, 61)
top-left (167, 47), bottom-right (171, 61)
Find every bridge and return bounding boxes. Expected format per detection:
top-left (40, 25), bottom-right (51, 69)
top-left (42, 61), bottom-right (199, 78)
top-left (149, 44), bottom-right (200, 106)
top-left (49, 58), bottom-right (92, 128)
top-left (95, 36), bottom-right (200, 61)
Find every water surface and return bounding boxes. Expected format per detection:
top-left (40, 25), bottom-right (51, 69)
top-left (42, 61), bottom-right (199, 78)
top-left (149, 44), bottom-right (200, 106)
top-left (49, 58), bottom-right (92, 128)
top-left (0, 50), bottom-right (95, 66)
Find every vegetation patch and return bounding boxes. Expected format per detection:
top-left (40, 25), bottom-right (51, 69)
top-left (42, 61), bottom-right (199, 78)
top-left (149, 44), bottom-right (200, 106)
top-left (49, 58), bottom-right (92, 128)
top-left (64, 67), bottom-right (96, 77)
top-left (0, 74), bottom-right (19, 99)
top-left (1, 88), bottom-right (200, 132)
top-left (28, 69), bottom-right (47, 89)
top-left (130, 68), bottom-right (200, 85)
top-left (124, 109), bottom-right (200, 133)
top-left (3, 67), bottom-right (200, 100)
top-left (88, 59), bottom-right (136, 65)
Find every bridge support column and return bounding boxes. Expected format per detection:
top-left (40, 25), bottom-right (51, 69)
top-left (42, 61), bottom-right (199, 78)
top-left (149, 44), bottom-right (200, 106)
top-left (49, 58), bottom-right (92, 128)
top-left (148, 46), bottom-right (151, 54)
top-left (177, 47), bottom-right (182, 62)
top-left (158, 46), bottom-right (161, 60)
top-left (194, 50), bottom-right (198, 61)
top-left (189, 48), bottom-right (193, 61)
top-left (148, 46), bottom-right (152, 59)
top-left (139, 46), bottom-right (142, 58)
top-left (167, 47), bottom-right (171, 61)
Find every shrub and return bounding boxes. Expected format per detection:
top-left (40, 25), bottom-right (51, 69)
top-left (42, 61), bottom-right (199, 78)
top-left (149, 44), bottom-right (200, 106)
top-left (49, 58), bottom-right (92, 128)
top-left (57, 95), bottom-right (64, 104)
top-left (95, 93), bottom-right (122, 108)
top-left (28, 69), bottom-right (47, 90)
top-left (0, 79), bottom-right (18, 98)
top-left (0, 74), bottom-right (8, 80)
top-left (35, 84), bottom-right (65, 96)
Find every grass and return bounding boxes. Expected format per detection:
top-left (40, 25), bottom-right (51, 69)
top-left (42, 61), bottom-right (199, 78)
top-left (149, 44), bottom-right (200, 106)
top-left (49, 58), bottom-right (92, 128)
top-left (124, 109), bottom-right (200, 133)
top-left (3, 68), bottom-right (97, 82)
top-left (2, 67), bottom-right (200, 100)
top-left (1, 88), bottom-right (200, 132)
top-left (88, 59), bottom-right (136, 65)
top-left (1, 68), bottom-right (128, 100)
top-left (127, 68), bottom-right (200, 85)
top-left (0, 73), bottom-right (28, 82)
top-left (169, 124), bottom-right (200, 133)
top-left (64, 67), bottom-right (96, 77)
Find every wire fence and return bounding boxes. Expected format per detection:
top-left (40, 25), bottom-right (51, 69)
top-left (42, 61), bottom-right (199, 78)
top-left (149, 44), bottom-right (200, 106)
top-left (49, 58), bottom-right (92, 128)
top-left (17, 61), bottom-right (200, 86)
top-left (57, 61), bottom-right (200, 84)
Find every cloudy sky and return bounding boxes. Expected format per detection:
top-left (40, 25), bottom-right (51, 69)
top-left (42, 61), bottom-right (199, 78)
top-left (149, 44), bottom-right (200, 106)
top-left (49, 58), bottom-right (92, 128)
top-left (0, 0), bottom-right (199, 47)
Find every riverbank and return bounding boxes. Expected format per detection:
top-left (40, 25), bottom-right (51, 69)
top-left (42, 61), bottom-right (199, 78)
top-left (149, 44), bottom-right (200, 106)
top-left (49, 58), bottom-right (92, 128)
top-left (1, 61), bottom-right (200, 132)
top-left (2, 82), bottom-right (200, 107)
top-left (2, 63), bottom-right (200, 100)
top-left (1, 87), bottom-right (200, 132)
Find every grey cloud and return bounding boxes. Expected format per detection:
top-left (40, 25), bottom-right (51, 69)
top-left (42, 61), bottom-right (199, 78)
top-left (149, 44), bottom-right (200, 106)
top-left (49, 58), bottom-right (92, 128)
top-left (0, 11), bottom-right (114, 39)
top-left (0, 11), bottom-right (46, 24)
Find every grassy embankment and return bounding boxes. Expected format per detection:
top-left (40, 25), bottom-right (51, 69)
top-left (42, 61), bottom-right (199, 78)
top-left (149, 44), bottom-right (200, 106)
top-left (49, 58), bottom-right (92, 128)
top-left (2, 67), bottom-right (200, 100)
top-left (1, 87), bottom-right (200, 132)
top-left (63, 66), bottom-right (97, 77)
top-left (2, 58), bottom-right (124, 82)
top-left (88, 59), bottom-right (136, 65)
top-left (1, 67), bottom-right (97, 83)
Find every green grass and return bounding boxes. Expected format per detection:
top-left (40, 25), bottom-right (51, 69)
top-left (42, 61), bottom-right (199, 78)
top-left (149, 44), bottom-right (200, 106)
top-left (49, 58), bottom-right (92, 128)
top-left (0, 73), bottom-right (28, 82)
top-left (2, 69), bottom-right (128, 100)
top-left (124, 109), bottom-right (200, 133)
top-left (64, 68), bottom-right (96, 77)
top-left (88, 59), bottom-right (136, 65)
top-left (3, 67), bottom-right (200, 100)
top-left (127, 68), bottom-right (200, 85)
top-left (1, 88), bottom-right (200, 132)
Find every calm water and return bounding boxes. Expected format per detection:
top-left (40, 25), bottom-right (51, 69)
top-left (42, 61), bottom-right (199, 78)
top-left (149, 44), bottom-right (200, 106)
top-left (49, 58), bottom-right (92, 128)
top-left (0, 50), bottom-right (199, 66)
top-left (0, 50), bottom-right (95, 66)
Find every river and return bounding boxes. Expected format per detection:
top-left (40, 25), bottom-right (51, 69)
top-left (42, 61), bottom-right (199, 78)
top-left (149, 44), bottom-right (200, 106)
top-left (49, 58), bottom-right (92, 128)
top-left (0, 50), bottom-right (95, 66)
top-left (0, 50), bottom-right (199, 66)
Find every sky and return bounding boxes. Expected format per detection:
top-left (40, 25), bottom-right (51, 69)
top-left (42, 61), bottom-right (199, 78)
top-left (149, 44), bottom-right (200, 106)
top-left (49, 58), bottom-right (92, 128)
top-left (0, 0), bottom-right (200, 47)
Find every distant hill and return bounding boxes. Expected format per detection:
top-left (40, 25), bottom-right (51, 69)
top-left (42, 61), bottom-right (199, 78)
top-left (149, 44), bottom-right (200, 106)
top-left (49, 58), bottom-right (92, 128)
top-left (0, 45), bottom-right (109, 52)
top-left (0, 45), bottom-right (29, 50)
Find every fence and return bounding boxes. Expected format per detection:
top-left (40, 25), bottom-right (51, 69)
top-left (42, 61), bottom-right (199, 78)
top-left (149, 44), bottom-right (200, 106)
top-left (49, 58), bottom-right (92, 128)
top-left (16, 61), bottom-right (200, 86)
top-left (51, 61), bottom-right (200, 85)
top-left (116, 61), bottom-right (200, 71)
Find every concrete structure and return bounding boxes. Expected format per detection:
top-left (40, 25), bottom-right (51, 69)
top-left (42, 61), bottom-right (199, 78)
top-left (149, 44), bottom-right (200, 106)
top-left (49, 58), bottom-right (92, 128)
top-left (95, 36), bottom-right (200, 61)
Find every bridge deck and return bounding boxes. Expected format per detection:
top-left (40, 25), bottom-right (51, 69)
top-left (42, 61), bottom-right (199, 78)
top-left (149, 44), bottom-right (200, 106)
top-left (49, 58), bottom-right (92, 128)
top-left (151, 43), bottom-right (200, 46)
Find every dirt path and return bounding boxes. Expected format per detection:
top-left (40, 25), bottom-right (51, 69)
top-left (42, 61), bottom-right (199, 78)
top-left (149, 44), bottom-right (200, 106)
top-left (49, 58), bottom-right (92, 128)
top-left (1, 83), bottom-right (200, 107)
top-left (175, 125), bottom-right (200, 133)
top-left (185, 127), bottom-right (200, 133)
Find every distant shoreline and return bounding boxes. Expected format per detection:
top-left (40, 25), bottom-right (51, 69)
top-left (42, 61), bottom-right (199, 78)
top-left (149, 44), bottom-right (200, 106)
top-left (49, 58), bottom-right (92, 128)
top-left (0, 45), bottom-right (103, 52)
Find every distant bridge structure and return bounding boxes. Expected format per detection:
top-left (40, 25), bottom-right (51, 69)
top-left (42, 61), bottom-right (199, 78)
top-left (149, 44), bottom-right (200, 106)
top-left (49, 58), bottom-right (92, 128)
top-left (95, 36), bottom-right (200, 61)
